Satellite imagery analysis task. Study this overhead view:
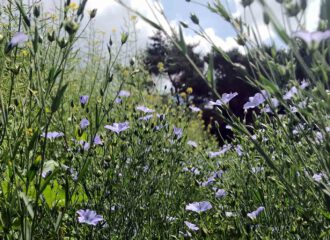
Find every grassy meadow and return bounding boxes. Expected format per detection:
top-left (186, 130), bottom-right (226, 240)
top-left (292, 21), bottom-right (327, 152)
top-left (0, 0), bottom-right (330, 239)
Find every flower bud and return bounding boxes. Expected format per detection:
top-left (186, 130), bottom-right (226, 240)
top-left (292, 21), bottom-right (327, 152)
top-left (263, 12), bottom-right (270, 25)
top-left (64, 20), bottom-right (79, 35)
top-left (89, 9), bottom-right (97, 19)
top-left (57, 37), bottom-right (68, 48)
top-left (130, 58), bottom-right (135, 66)
top-left (241, 0), bottom-right (254, 8)
top-left (190, 13), bottom-right (199, 25)
top-left (121, 32), bottom-right (129, 45)
top-left (285, 3), bottom-right (300, 17)
top-left (33, 5), bottom-right (40, 18)
top-left (180, 21), bottom-right (188, 28)
top-left (47, 31), bottom-right (55, 42)
top-left (300, 0), bottom-right (307, 10)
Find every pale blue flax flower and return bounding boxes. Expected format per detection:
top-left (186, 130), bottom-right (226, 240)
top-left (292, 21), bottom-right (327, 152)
top-left (293, 30), bottom-right (330, 48)
top-left (41, 131), bottom-right (64, 140)
top-left (80, 118), bottom-right (89, 130)
top-left (79, 95), bottom-right (89, 106)
top-left (184, 221), bottom-right (199, 231)
top-left (93, 134), bottom-right (103, 145)
top-left (118, 90), bottom-right (130, 97)
top-left (209, 92), bottom-right (238, 106)
top-left (189, 106), bottom-right (201, 112)
top-left (185, 201), bottom-right (212, 213)
top-left (6, 32), bottom-right (28, 53)
top-left (139, 114), bottom-right (153, 121)
top-left (187, 140), bottom-right (198, 148)
top-left (283, 86), bottom-right (298, 100)
top-left (215, 189), bottom-right (227, 198)
top-left (247, 206), bottom-right (265, 220)
top-left (136, 105), bottom-right (155, 113)
top-left (104, 122), bottom-right (129, 134)
top-left (173, 126), bottom-right (183, 139)
top-left (243, 91), bottom-right (269, 110)
top-left (76, 209), bottom-right (103, 226)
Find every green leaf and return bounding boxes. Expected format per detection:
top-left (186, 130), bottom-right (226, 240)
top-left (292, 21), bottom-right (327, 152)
top-left (19, 192), bottom-right (34, 218)
top-left (259, 75), bottom-right (280, 95)
top-left (42, 160), bottom-right (59, 178)
top-left (178, 25), bottom-right (187, 55)
top-left (51, 83), bottom-right (68, 113)
top-left (15, 1), bottom-right (31, 27)
top-left (207, 50), bottom-right (215, 90)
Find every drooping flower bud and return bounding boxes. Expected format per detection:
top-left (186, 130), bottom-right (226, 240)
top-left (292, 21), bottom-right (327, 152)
top-left (89, 9), bottom-right (97, 19)
top-left (190, 13), bottom-right (199, 25)
top-left (64, 20), bottom-right (79, 35)
top-left (241, 0), bottom-right (254, 8)
top-left (121, 32), bottom-right (129, 45)
top-left (57, 37), bottom-right (68, 48)
top-left (285, 3), bottom-right (300, 17)
top-left (47, 31), bottom-right (55, 42)
top-left (300, 0), bottom-right (307, 10)
top-left (263, 12), bottom-right (270, 25)
top-left (33, 5), bottom-right (40, 18)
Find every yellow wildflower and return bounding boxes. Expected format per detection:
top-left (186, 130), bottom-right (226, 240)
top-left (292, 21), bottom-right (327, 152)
top-left (68, 2), bottom-right (78, 10)
top-left (26, 128), bottom-right (33, 136)
top-left (21, 50), bottom-right (29, 57)
top-left (130, 15), bottom-right (137, 22)
top-left (186, 87), bottom-right (193, 94)
top-left (157, 62), bottom-right (164, 72)
top-left (122, 69), bottom-right (129, 78)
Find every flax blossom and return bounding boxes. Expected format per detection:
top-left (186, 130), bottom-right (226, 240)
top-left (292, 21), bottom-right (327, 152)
top-left (312, 173), bottom-right (324, 182)
top-left (208, 144), bottom-right (231, 158)
top-left (41, 131), bottom-right (64, 140)
top-left (209, 92), bottom-right (238, 107)
top-left (76, 209), bottom-right (103, 226)
top-left (184, 221), bottom-right (199, 231)
top-left (80, 118), bottom-right (89, 129)
top-left (189, 106), bottom-right (201, 112)
top-left (247, 206), bottom-right (265, 220)
top-left (201, 177), bottom-right (215, 187)
top-left (187, 140), bottom-right (198, 148)
top-left (261, 98), bottom-right (279, 113)
top-left (104, 122), bottom-right (129, 134)
top-left (118, 90), bottom-right (130, 97)
top-left (235, 145), bottom-right (244, 156)
top-left (136, 105), bottom-right (154, 113)
top-left (173, 126), bottom-right (183, 139)
top-left (79, 95), bottom-right (89, 106)
top-left (283, 86), bottom-right (298, 100)
top-left (79, 140), bottom-right (90, 151)
top-left (138, 114), bottom-right (153, 121)
top-left (300, 80), bottom-right (309, 89)
top-left (6, 32), bottom-right (28, 53)
top-left (185, 201), bottom-right (212, 213)
top-left (293, 30), bottom-right (330, 48)
top-left (243, 91), bottom-right (269, 110)
top-left (93, 134), bottom-right (103, 146)
top-left (215, 189), bottom-right (227, 198)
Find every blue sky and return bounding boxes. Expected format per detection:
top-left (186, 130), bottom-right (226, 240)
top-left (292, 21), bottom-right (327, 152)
top-left (161, 0), bottom-right (237, 38)
top-left (42, 0), bottom-right (321, 54)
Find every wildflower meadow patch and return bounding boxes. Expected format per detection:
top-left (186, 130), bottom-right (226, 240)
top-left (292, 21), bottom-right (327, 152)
top-left (0, 0), bottom-right (330, 239)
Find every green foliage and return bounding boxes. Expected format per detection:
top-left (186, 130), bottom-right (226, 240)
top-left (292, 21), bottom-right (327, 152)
top-left (0, 0), bottom-right (330, 239)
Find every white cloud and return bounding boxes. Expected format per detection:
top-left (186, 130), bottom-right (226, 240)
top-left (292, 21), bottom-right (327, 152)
top-left (185, 28), bottom-right (244, 55)
top-left (232, 0), bottom-right (321, 44)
